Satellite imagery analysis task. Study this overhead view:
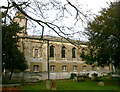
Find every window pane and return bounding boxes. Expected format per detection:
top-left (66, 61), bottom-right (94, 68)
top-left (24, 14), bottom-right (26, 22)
top-left (72, 48), bottom-right (76, 58)
top-left (34, 49), bottom-right (38, 58)
top-left (50, 65), bottom-right (55, 72)
top-left (62, 47), bottom-right (65, 58)
top-left (50, 46), bottom-right (54, 57)
top-left (33, 65), bottom-right (39, 72)
top-left (92, 66), bottom-right (95, 71)
top-left (62, 65), bottom-right (67, 71)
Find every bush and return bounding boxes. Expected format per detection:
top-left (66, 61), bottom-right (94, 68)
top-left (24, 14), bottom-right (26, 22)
top-left (84, 73), bottom-right (89, 78)
top-left (70, 73), bottom-right (76, 79)
top-left (92, 73), bottom-right (98, 77)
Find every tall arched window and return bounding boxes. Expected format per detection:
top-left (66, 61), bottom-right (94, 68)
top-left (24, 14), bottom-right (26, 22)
top-left (50, 46), bottom-right (54, 58)
top-left (72, 47), bottom-right (76, 58)
top-left (62, 46), bottom-right (65, 58)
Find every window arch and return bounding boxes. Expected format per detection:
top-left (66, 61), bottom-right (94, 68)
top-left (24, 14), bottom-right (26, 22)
top-left (73, 65), bottom-right (77, 71)
top-left (62, 46), bottom-right (65, 58)
top-left (50, 46), bottom-right (54, 58)
top-left (62, 65), bottom-right (67, 71)
top-left (72, 47), bottom-right (76, 58)
top-left (50, 65), bottom-right (55, 72)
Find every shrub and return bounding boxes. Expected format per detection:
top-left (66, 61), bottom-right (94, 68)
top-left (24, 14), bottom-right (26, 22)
top-left (92, 73), bottom-right (98, 77)
top-left (70, 73), bottom-right (76, 79)
top-left (84, 73), bottom-right (89, 78)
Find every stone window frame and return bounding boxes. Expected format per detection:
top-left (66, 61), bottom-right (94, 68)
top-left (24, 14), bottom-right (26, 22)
top-left (72, 47), bottom-right (76, 58)
top-left (33, 65), bottom-right (39, 72)
top-left (61, 46), bottom-right (66, 58)
top-left (73, 65), bottom-right (77, 71)
top-left (62, 65), bottom-right (67, 71)
top-left (50, 65), bottom-right (55, 72)
top-left (50, 45), bottom-right (54, 58)
top-left (33, 48), bottom-right (39, 58)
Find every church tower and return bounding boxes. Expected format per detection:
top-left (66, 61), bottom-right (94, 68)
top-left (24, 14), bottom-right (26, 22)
top-left (13, 11), bottom-right (27, 36)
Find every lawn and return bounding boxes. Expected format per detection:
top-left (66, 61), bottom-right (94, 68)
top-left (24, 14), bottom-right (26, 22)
top-left (21, 78), bottom-right (119, 91)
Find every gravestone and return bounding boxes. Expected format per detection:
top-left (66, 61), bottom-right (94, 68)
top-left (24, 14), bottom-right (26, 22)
top-left (52, 80), bottom-right (56, 90)
top-left (46, 80), bottom-right (50, 90)
top-left (98, 81), bottom-right (104, 86)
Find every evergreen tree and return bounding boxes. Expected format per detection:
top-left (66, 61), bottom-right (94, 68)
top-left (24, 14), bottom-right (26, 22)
top-left (2, 22), bottom-right (28, 79)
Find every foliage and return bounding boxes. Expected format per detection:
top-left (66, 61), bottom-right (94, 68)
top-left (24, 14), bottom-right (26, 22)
top-left (2, 22), bottom-right (28, 79)
top-left (81, 1), bottom-right (120, 68)
top-left (70, 73), bottom-right (76, 79)
top-left (21, 78), bottom-right (119, 90)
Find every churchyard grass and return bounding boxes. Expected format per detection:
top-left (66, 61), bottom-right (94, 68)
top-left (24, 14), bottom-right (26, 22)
top-left (21, 78), bottom-right (119, 91)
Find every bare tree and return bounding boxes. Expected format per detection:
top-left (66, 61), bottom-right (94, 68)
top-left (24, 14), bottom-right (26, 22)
top-left (1, 0), bottom-right (89, 44)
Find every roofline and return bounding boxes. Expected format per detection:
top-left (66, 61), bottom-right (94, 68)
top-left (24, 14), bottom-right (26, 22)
top-left (17, 36), bottom-right (88, 45)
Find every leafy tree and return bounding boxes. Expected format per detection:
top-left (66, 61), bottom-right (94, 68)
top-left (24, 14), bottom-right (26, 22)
top-left (81, 1), bottom-right (120, 69)
top-left (2, 22), bottom-right (28, 79)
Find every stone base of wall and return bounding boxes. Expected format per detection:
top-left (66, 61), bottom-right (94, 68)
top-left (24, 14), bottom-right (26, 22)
top-left (5, 70), bottom-right (110, 80)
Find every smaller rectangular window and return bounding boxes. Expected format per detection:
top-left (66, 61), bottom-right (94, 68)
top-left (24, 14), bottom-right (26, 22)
top-left (34, 49), bottom-right (38, 58)
top-left (73, 66), bottom-right (77, 71)
top-left (50, 65), bottom-right (55, 72)
top-left (83, 66), bottom-right (87, 71)
top-left (33, 65), bottom-right (39, 72)
top-left (62, 65), bottom-right (67, 71)
top-left (92, 66), bottom-right (95, 71)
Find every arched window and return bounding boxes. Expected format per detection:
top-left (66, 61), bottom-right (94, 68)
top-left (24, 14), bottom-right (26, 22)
top-left (83, 65), bottom-right (87, 71)
top-left (73, 65), bottom-right (77, 71)
top-left (72, 47), bottom-right (76, 58)
top-left (50, 46), bottom-right (54, 58)
top-left (62, 65), bottom-right (67, 71)
top-left (50, 65), bottom-right (55, 72)
top-left (33, 65), bottom-right (39, 72)
top-left (62, 46), bottom-right (65, 58)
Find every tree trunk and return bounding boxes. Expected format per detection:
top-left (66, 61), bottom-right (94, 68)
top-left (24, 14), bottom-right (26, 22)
top-left (9, 69), bottom-right (13, 80)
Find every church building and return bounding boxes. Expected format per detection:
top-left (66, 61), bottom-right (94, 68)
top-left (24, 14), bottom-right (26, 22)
top-left (13, 11), bottom-right (110, 80)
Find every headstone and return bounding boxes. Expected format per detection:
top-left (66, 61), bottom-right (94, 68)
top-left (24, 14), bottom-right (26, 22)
top-left (46, 80), bottom-right (50, 90)
top-left (74, 77), bottom-right (77, 82)
top-left (52, 80), bottom-right (56, 90)
top-left (98, 81), bottom-right (104, 86)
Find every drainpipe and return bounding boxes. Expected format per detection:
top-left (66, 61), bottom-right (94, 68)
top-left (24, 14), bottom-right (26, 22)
top-left (47, 40), bottom-right (50, 80)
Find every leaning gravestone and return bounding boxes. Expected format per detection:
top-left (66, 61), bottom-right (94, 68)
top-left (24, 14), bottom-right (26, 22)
top-left (46, 80), bottom-right (50, 90)
top-left (98, 81), bottom-right (104, 86)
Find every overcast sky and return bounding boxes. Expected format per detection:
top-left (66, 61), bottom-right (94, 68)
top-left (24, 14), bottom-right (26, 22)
top-left (0, 0), bottom-right (115, 41)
